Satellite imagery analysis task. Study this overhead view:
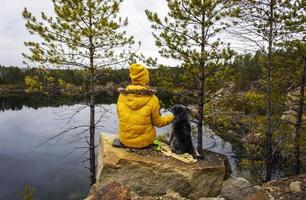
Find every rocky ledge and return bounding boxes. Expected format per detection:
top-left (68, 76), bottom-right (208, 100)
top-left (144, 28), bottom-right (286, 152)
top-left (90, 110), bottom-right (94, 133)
top-left (85, 134), bottom-right (306, 200)
top-left (88, 133), bottom-right (229, 200)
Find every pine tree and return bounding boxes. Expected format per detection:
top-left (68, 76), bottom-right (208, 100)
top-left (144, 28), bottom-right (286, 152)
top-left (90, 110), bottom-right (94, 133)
top-left (231, 0), bottom-right (291, 182)
top-left (282, 0), bottom-right (306, 175)
top-left (293, 42), bottom-right (306, 175)
top-left (145, 0), bottom-right (235, 153)
top-left (22, 0), bottom-right (134, 185)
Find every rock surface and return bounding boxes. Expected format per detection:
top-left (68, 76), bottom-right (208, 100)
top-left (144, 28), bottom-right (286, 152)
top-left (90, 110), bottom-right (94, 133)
top-left (86, 181), bottom-right (131, 200)
top-left (221, 175), bottom-right (306, 200)
top-left (94, 133), bottom-right (228, 200)
top-left (221, 177), bottom-right (264, 200)
top-left (261, 174), bottom-right (306, 200)
top-left (86, 181), bottom-right (185, 200)
top-left (131, 191), bottom-right (185, 200)
top-left (290, 181), bottom-right (302, 192)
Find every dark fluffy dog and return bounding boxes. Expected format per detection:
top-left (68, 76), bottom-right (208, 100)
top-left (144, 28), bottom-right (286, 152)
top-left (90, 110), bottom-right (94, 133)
top-left (169, 105), bottom-right (199, 157)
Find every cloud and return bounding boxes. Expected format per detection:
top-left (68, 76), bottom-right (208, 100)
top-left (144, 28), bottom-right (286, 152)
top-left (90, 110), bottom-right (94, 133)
top-left (1, 0), bottom-right (241, 68)
top-left (0, 0), bottom-right (54, 67)
top-left (0, 0), bottom-right (169, 67)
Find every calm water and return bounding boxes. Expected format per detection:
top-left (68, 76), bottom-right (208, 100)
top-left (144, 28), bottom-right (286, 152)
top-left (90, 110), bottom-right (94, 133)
top-left (0, 99), bottom-right (236, 200)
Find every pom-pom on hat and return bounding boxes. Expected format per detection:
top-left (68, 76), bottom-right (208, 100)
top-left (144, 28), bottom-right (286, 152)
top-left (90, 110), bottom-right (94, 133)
top-left (129, 64), bottom-right (149, 86)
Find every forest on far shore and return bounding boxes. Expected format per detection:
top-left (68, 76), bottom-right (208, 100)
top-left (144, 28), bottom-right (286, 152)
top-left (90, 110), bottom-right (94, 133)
top-left (0, 65), bottom-right (129, 94)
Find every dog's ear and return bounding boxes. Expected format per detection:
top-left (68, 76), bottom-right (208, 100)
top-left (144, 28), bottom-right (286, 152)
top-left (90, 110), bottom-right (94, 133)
top-left (186, 107), bottom-right (191, 119)
top-left (170, 105), bottom-right (178, 113)
top-left (186, 107), bottom-right (191, 113)
top-left (170, 105), bottom-right (175, 113)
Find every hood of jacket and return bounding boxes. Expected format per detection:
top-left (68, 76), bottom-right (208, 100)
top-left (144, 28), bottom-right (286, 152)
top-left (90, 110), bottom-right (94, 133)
top-left (118, 85), bottom-right (156, 110)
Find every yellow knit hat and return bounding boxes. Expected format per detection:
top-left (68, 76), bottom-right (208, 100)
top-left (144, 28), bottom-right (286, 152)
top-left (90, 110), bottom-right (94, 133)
top-left (129, 64), bottom-right (149, 86)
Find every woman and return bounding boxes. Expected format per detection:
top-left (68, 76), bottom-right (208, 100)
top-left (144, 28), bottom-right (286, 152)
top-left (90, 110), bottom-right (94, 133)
top-left (114, 63), bottom-right (174, 148)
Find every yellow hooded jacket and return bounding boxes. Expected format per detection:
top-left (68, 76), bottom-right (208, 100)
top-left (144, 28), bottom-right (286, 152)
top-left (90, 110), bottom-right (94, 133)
top-left (117, 64), bottom-right (174, 148)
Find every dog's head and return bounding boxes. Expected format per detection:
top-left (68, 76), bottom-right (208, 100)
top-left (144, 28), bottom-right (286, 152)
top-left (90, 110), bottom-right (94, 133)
top-left (171, 105), bottom-right (189, 120)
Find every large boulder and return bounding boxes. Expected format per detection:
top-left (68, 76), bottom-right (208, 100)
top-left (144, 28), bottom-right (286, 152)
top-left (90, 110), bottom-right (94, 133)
top-left (221, 177), bottom-right (266, 200)
top-left (221, 175), bottom-right (306, 200)
top-left (94, 133), bottom-right (229, 200)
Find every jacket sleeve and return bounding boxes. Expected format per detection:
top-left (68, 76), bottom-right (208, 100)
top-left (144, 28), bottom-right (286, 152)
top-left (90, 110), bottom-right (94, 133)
top-left (151, 96), bottom-right (174, 127)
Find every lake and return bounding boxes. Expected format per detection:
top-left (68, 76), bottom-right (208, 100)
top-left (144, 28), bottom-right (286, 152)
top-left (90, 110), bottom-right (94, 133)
top-left (0, 96), bottom-right (236, 200)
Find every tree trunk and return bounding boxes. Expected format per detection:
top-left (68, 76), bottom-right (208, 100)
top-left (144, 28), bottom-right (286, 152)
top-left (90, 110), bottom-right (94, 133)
top-left (88, 0), bottom-right (96, 185)
top-left (265, 0), bottom-right (275, 182)
top-left (197, 10), bottom-right (206, 153)
top-left (89, 66), bottom-right (96, 185)
top-left (89, 50), bottom-right (96, 185)
top-left (197, 83), bottom-right (204, 152)
top-left (265, 50), bottom-right (273, 182)
top-left (294, 55), bottom-right (306, 175)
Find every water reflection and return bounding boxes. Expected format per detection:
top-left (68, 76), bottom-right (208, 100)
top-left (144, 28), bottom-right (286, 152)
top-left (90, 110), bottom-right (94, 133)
top-left (0, 92), bottom-right (118, 112)
top-left (0, 105), bottom-right (93, 200)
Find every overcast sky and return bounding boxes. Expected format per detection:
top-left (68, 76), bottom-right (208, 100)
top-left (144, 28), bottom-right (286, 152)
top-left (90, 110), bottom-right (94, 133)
top-left (0, 0), bottom-right (171, 67)
top-left (0, 0), bottom-right (247, 68)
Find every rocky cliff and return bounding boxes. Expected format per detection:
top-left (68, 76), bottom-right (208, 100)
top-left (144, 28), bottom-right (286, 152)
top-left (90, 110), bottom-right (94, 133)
top-left (88, 133), bottom-right (229, 200)
top-left (86, 134), bottom-right (306, 200)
